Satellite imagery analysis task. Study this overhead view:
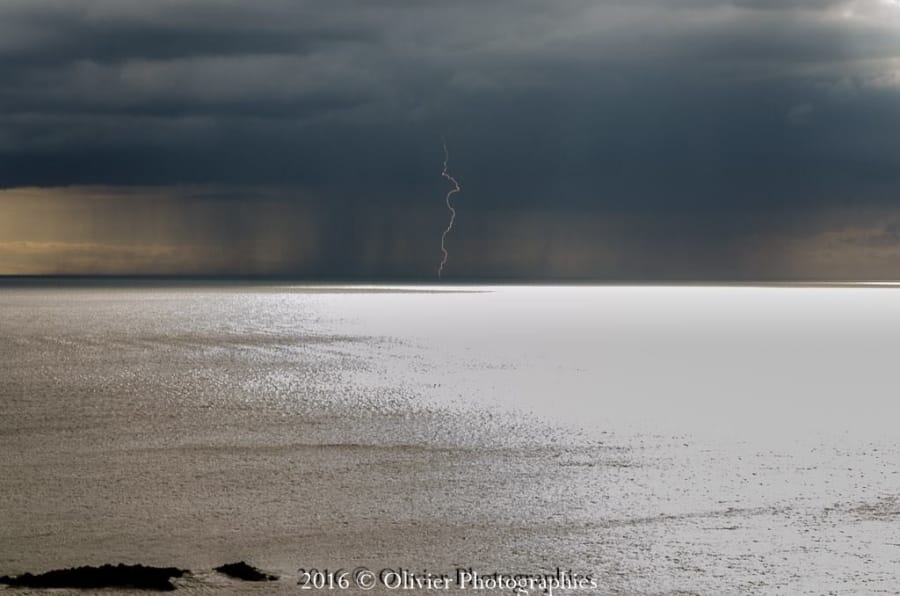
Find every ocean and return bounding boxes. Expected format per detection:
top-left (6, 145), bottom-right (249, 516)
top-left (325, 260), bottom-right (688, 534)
top-left (1, 283), bottom-right (898, 594)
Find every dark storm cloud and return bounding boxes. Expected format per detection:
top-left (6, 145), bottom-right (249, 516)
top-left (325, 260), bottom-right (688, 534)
top-left (3, 0), bottom-right (900, 278)
top-left (3, 0), bottom-right (900, 195)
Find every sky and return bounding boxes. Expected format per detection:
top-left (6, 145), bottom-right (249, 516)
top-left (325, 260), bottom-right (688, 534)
top-left (2, 0), bottom-right (900, 279)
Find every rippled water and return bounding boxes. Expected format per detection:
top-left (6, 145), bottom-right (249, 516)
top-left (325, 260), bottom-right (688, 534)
top-left (1, 284), bottom-right (899, 594)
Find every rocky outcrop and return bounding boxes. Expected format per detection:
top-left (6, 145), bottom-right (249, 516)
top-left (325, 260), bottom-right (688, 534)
top-left (0, 563), bottom-right (188, 591)
top-left (214, 561), bottom-right (278, 582)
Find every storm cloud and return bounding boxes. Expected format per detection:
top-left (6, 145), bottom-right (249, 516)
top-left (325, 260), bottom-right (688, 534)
top-left (3, 0), bottom-right (900, 278)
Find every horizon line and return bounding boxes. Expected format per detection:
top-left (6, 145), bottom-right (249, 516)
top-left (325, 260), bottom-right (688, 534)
top-left (1, 275), bottom-right (900, 288)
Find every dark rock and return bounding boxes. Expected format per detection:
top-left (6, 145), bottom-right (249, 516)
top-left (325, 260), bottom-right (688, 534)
top-left (0, 563), bottom-right (187, 591)
top-left (214, 561), bottom-right (278, 582)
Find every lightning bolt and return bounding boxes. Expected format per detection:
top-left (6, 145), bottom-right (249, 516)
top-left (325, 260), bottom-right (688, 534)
top-left (438, 136), bottom-right (461, 279)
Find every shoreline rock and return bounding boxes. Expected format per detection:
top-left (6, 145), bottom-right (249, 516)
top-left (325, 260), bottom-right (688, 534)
top-left (214, 561), bottom-right (278, 582)
top-left (0, 563), bottom-right (188, 591)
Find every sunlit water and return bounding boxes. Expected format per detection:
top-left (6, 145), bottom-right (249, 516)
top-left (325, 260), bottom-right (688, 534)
top-left (1, 284), bottom-right (898, 594)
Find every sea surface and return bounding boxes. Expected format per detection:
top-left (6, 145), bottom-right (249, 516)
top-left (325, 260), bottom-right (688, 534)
top-left (1, 284), bottom-right (899, 595)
